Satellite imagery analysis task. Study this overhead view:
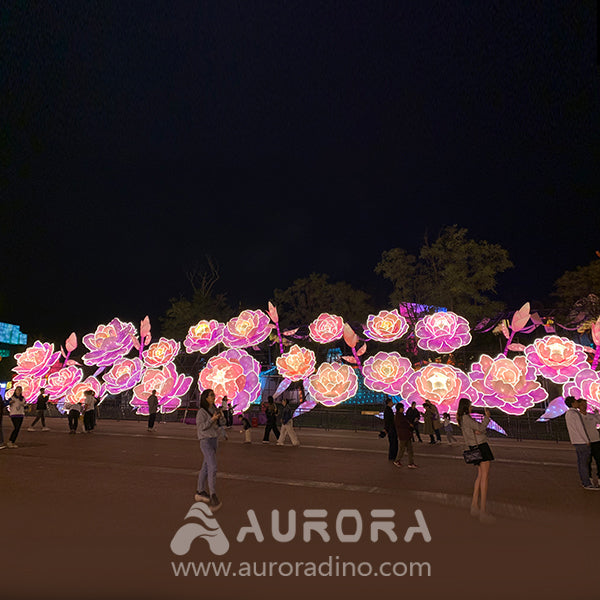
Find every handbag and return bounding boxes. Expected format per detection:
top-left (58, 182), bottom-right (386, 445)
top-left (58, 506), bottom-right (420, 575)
top-left (463, 445), bottom-right (483, 464)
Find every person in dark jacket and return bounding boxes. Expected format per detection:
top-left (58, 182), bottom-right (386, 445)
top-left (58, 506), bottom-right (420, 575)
top-left (383, 397), bottom-right (398, 461)
top-left (28, 388), bottom-right (50, 431)
top-left (394, 403), bottom-right (418, 468)
top-left (406, 401), bottom-right (422, 442)
top-left (147, 389), bottom-right (159, 432)
top-left (262, 396), bottom-right (280, 443)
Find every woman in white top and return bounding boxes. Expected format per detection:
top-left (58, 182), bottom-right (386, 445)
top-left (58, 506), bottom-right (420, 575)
top-left (7, 385), bottom-right (26, 448)
top-left (457, 397), bottom-right (494, 523)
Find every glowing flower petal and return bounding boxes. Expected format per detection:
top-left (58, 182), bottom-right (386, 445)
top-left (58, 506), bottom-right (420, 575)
top-left (306, 363), bottom-right (358, 407)
top-left (276, 345), bottom-right (316, 381)
top-left (362, 352), bottom-right (414, 396)
top-left (564, 369), bottom-right (600, 412)
top-left (82, 318), bottom-right (137, 367)
top-left (415, 311), bottom-right (472, 354)
top-left (222, 310), bottom-right (272, 349)
top-left (65, 377), bottom-right (104, 406)
top-left (469, 354), bottom-right (547, 415)
top-left (363, 310), bottom-right (409, 343)
top-left (103, 357), bottom-right (145, 394)
top-left (46, 366), bottom-right (84, 401)
top-left (131, 363), bottom-right (193, 415)
top-left (13, 341), bottom-right (61, 378)
top-left (524, 335), bottom-right (589, 384)
top-left (184, 319), bottom-right (224, 354)
top-left (6, 376), bottom-right (44, 404)
top-left (402, 363), bottom-right (477, 414)
top-left (198, 348), bottom-right (261, 413)
top-left (143, 337), bottom-right (180, 367)
top-left (308, 313), bottom-right (344, 344)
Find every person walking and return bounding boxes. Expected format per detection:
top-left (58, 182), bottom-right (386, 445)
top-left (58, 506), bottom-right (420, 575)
top-left (147, 389), bottom-right (159, 432)
top-left (66, 400), bottom-right (81, 434)
top-left (394, 403), bottom-right (418, 468)
top-left (383, 397), bottom-right (398, 461)
top-left (28, 387), bottom-right (51, 431)
top-left (7, 386), bottom-right (26, 448)
top-left (406, 401), bottom-right (423, 443)
top-left (222, 396), bottom-right (233, 427)
top-left (457, 397), bottom-right (496, 522)
top-left (83, 390), bottom-right (96, 433)
top-left (195, 388), bottom-right (225, 511)
top-left (564, 396), bottom-right (599, 490)
top-left (441, 412), bottom-right (456, 445)
top-left (277, 398), bottom-right (300, 446)
top-left (262, 396), bottom-right (280, 443)
top-left (423, 401), bottom-right (437, 444)
top-left (431, 403), bottom-right (442, 442)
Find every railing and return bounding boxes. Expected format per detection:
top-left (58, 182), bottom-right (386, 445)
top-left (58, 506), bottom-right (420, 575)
top-left (39, 402), bottom-right (571, 442)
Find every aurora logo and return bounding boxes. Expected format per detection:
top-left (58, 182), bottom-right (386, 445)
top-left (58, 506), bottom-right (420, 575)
top-left (170, 503), bottom-right (230, 556)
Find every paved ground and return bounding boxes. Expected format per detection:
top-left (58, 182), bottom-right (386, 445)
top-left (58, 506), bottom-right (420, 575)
top-left (2, 417), bottom-right (599, 600)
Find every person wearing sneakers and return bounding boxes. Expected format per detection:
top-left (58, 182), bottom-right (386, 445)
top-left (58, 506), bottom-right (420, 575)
top-left (7, 386), bottom-right (26, 448)
top-left (564, 396), bottom-right (600, 491)
top-left (394, 403), bottom-right (418, 469)
top-left (28, 388), bottom-right (51, 431)
top-left (277, 397), bottom-right (300, 446)
top-left (457, 397), bottom-right (496, 522)
top-left (195, 388), bottom-right (226, 512)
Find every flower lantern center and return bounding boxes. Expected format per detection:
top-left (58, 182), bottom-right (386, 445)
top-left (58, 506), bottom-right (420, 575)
top-left (427, 372), bottom-right (449, 392)
top-left (195, 323), bottom-right (209, 336)
top-left (547, 342), bottom-right (565, 360)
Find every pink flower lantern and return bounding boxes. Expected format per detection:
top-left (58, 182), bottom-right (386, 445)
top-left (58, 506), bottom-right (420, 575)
top-left (524, 336), bottom-right (589, 384)
top-left (415, 311), bottom-right (471, 354)
top-left (564, 369), bottom-right (600, 412)
top-left (198, 348), bottom-right (261, 413)
top-left (222, 310), bottom-right (272, 349)
top-left (12, 341), bottom-right (61, 379)
top-left (6, 376), bottom-right (44, 404)
top-left (362, 352), bottom-right (414, 396)
top-left (46, 366), bottom-right (84, 401)
top-left (143, 337), bottom-right (180, 367)
top-left (82, 318), bottom-right (137, 367)
top-left (469, 354), bottom-right (548, 415)
top-left (65, 377), bottom-right (103, 406)
top-left (131, 363), bottom-right (193, 415)
top-left (184, 320), bottom-right (224, 354)
top-left (276, 345), bottom-right (316, 381)
top-left (308, 313), bottom-right (344, 344)
top-left (402, 363), bottom-right (477, 414)
top-left (103, 357), bottom-right (145, 394)
top-left (363, 310), bottom-right (408, 343)
top-left (306, 363), bottom-right (358, 407)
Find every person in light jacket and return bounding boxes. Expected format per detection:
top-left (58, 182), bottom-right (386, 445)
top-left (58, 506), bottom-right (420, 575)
top-left (564, 396), bottom-right (599, 491)
top-left (457, 397), bottom-right (495, 522)
top-left (195, 389), bottom-right (226, 511)
top-left (7, 386), bottom-right (26, 448)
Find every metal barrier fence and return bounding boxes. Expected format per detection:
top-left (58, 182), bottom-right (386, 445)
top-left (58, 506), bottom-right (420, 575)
top-left (39, 401), bottom-right (571, 442)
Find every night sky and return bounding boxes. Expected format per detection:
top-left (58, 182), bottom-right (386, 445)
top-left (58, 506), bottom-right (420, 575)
top-left (3, 2), bottom-right (598, 342)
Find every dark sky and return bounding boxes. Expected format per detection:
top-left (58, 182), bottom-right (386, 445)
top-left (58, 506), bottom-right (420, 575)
top-left (2, 1), bottom-right (598, 342)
